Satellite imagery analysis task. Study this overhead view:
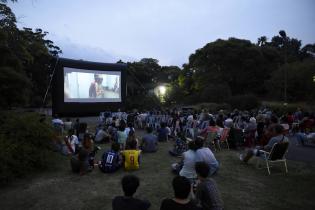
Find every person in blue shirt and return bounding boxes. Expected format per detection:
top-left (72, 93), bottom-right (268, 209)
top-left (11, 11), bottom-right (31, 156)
top-left (158, 122), bottom-right (169, 142)
top-left (169, 132), bottom-right (187, 157)
top-left (98, 142), bottom-right (122, 173)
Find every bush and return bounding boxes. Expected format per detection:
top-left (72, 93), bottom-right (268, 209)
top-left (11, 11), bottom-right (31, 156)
top-left (228, 94), bottom-right (260, 110)
top-left (0, 111), bottom-right (54, 185)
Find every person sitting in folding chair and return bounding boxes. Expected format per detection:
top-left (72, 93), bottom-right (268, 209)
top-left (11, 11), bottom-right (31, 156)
top-left (239, 124), bottom-right (288, 164)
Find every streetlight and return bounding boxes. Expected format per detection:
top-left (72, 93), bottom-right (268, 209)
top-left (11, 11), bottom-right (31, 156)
top-left (159, 85), bottom-right (166, 95)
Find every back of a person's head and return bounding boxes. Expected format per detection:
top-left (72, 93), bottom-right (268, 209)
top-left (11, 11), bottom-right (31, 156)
top-left (128, 128), bottom-right (135, 136)
top-left (68, 129), bottom-right (74, 135)
top-left (160, 122), bottom-right (166, 128)
top-left (188, 141), bottom-right (196, 151)
top-left (111, 142), bottom-right (120, 152)
top-left (195, 161), bottom-right (210, 178)
top-left (146, 126), bottom-right (153, 133)
top-left (172, 176), bottom-right (191, 199)
top-left (271, 115), bottom-right (279, 124)
top-left (126, 139), bottom-right (137, 150)
top-left (119, 123), bottom-right (126, 131)
top-left (122, 175), bottom-right (140, 197)
top-left (195, 137), bottom-right (204, 149)
top-left (274, 124), bottom-right (284, 135)
top-left (127, 122), bottom-right (133, 128)
top-left (209, 119), bottom-right (216, 126)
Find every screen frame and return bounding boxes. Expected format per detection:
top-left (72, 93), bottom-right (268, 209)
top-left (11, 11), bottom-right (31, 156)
top-left (52, 58), bottom-right (127, 116)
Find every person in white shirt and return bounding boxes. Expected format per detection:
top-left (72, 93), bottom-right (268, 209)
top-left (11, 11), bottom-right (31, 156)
top-left (65, 129), bottom-right (79, 154)
top-left (95, 128), bottom-right (109, 143)
top-left (172, 141), bottom-right (197, 181)
top-left (195, 137), bottom-right (219, 176)
top-left (64, 118), bottom-right (72, 131)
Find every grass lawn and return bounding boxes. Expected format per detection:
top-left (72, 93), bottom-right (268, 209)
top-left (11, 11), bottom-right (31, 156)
top-left (0, 131), bottom-right (315, 210)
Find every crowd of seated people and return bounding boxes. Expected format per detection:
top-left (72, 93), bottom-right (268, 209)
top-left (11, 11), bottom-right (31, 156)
top-left (49, 107), bottom-right (315, 210)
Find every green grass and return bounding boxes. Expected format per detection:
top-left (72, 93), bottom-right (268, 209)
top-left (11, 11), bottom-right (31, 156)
top-left (0, 132), bottom-right (315, 210)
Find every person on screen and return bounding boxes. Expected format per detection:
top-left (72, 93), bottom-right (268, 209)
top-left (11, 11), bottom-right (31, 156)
top-left (89, 74), bottom-right (105, 98)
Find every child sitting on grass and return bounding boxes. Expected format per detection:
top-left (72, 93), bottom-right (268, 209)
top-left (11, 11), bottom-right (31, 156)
top-left (98, 142), bottom-right (122, 173)
top-left (122, 139), bottom-right (141, 171)
top-left (70, 149), bottom-right (91, 175)
top-left (169, 132), bottom-right (188, 157)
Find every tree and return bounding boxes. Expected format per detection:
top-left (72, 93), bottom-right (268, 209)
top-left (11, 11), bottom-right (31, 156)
top-left (267, 60), bottom-right (315, 102)
top-left (257, 36), bottom-right (267, 46)
top-left (0, 3), bottom-right (61, 108)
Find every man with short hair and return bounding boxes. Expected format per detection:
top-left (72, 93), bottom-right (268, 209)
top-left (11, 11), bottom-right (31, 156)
top-left (192, 162), bottom-right (223, 210)
top-left (160, 176), bottom-right (199, 210)
top-left (141, 127), bottom-right (158, 153)
top-left (112, 175), bottom-right (150, 210)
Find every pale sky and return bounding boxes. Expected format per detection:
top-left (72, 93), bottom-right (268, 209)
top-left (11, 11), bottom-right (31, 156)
top-left (9, 0), bottom-right (315, 66)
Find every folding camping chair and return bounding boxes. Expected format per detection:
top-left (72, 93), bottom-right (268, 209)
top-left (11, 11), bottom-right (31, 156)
top-left (218, 128), bottom-right (230, 150)
top-left (256, 142), bottom-right (289, 175)
top-left (205, 132), bottom-right (218, 151)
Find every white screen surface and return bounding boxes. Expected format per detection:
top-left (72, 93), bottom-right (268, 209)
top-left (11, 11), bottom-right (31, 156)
top-left (64, 67), bottom-right (121, 103)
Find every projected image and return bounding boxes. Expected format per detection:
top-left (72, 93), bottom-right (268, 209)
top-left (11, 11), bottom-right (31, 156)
top-left (64, 67), bottom-right (121, 102)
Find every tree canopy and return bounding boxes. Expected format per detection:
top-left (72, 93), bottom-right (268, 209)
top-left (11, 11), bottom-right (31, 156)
top-left (0, 3), bottom-right (61, 108)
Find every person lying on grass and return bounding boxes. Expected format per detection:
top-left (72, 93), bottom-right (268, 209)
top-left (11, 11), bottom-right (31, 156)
top-left (98, 142), bottom-right (122, 173)
top-left (239, 124), bottom-right (289, 163)
top-left (112, 175), bottom-right (150, 210)
top-left (191, 161), bottom-right (224, 210)
top-left (160, 176), bottom-right (199, 210)
top-left (122, 139), bottom-right (141, 171)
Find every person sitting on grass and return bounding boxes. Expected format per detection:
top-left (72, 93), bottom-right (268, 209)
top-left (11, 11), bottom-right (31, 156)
top-left (117, 123), bottom-right (128, 150)
top-left (160, 176), bottom-right (199, 210)
top-left (122, 139), bottom-right (141, 170)
top-left (158, 122), bottom-right (169, 142)
top-left (192, 162), bottom-right (224, 210)
top-left (169, 132), bottom-right (187, 157)
top-left (195, 137), bottom-right (219, 176)
top-left (172, 141), bottom-right (197, 181)
top-left (70, 149), bottom-right (91, 175)
top-left (82, 133), bottom-right (100, 168)
top-left (112, 175), bottom-right (151, 210)
top-left (240, 124), bottom-right (289, 163)
top-left (98, 142), bottom-right (122, 173)
top-left (125, 130), bottom-right (139, 150)
top-left (125, 122), bottom-right (135, 137)
top-left (64, 129), bottom-right (79, 155)
top-left (140, 126), bottom-right (158, 153)
top-left (94, 127), bottom-right (110, 143)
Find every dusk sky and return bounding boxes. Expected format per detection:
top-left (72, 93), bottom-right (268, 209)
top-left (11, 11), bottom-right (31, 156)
top-left (9, 0), bottom-right (315, 66)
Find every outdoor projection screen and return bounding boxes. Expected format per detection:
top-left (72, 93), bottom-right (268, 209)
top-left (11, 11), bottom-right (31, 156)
top-left (64, 68), bottom-right (121, 103)
top-left (52, 58), bottom-right (126, 116)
